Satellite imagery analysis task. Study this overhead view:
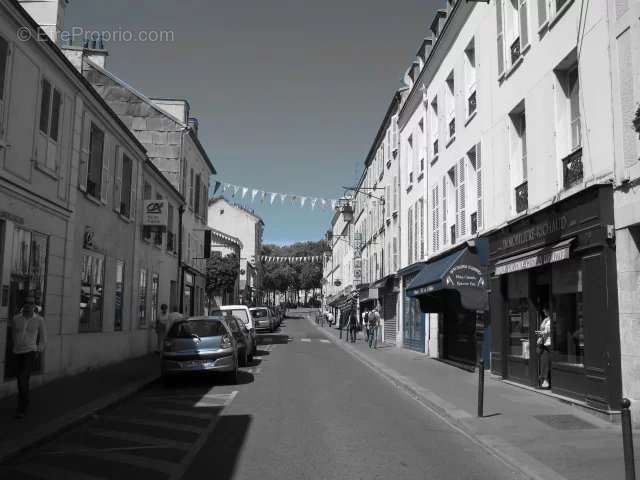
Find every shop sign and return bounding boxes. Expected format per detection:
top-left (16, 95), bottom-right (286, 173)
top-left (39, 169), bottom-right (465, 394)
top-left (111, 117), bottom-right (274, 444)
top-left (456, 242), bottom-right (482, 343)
top-left (495, 246), bottom-right (571, 275)
top-left (143, 200), bottom-right (168, 229)
top-left (353, 258), bottom-right (362, 284)
top-left (444, 264), bottom-right (486, 289)
top-left (497, 216), bottom-right (568, 252)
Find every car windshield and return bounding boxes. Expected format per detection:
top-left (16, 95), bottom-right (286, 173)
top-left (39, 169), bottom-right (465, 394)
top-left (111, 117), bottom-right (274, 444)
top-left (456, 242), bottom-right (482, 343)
top-left (216, 309), bottom-right (250, 325)
top-left (167, 319), bottom-right (227, 338)
top-left (251, 309), bottom-right (268, 318)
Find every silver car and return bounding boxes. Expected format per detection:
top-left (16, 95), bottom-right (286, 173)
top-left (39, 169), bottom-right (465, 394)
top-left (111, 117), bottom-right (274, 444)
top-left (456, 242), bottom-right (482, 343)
top-left (161, 316), bottom-right (238, 385)
top-left (250, 307), bottom-right (275, 332)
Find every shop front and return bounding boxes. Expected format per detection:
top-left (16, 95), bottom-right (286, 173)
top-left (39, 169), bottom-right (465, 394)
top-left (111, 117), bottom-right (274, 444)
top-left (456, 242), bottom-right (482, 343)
top-left (488, 185), bottom-right (621, 411)
top-left (358, 284), bottom-right (378, 322)
top-left (400, 266), bottom-right (426, 353)
top-left (406, 242), bottom-right (489, 367)
top-left (372, 275), bottom-right (399, 345)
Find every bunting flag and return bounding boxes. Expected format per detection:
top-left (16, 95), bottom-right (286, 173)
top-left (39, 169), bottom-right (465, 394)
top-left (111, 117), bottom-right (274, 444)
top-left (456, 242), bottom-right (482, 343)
top-left (210, 181), bottom-right (342, 211)
top-left (262, 255), bottom-right (323, 263)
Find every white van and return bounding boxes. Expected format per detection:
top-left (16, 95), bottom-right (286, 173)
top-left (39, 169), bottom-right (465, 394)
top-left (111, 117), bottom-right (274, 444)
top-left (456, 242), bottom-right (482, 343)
top-left (216, 305), bottom-right (257, 355)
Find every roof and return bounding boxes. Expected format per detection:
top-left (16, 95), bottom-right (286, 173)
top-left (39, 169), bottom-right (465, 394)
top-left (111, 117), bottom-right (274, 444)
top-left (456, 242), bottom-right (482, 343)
top-left (83, 59), bottom-right (216, 175)
top-left (6, 0), bottom-right (148, 159)
top-left (144, 159), bottom-right (184, 203)
top-left (208, 197), bottom-right (265, 225)
top-left (209, 227), bottom-right (243, 249)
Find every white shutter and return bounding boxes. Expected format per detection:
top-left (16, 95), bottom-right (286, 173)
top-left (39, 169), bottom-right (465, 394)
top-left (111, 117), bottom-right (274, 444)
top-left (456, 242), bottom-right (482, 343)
top-left (79, 112), bottom-right (90, 191)
top-left (114, 146), bottom-right (122, 213)
top-left (442, 176), bottom-right (447, 246)
top-left (454, 163), bottom-right (459, 240)
top-left (458, 158), bottom-right (466, 237)
top-left (100, 138), bottom-right (110, 204)
top-left (476, 143), bottom-right (483, 229)
top-left (407, 207), bottom-right (413, 264)
top-left (496, 0), bottom-right (505, 76)
top-left (431, 185), bottom-right (438, 253)
top-left (519, 0), bottom-right (529, 50)
top-left (130, 159), bottom-right (138, 219)
top-left (537, 0), bottom-right (547, 27)
top-left (419, 198), bottom-right (424, 259)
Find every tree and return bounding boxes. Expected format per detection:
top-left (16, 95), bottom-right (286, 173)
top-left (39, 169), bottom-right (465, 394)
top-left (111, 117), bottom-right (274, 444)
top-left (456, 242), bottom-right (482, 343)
top-left (206, 253), bottom-right (239, 301)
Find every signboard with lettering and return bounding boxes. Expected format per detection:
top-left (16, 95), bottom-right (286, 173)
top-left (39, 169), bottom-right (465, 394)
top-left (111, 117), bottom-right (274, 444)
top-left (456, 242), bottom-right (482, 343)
top-left (143, 200), bottom-right (168, 230)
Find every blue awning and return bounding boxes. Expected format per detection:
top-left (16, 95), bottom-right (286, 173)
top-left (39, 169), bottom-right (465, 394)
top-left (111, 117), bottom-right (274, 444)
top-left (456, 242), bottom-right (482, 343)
top-left (406, 247), bottom-right (488, 312)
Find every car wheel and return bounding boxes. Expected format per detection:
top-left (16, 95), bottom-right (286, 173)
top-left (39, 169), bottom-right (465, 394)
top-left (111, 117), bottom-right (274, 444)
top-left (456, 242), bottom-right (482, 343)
top-left (228, 362), bottom-right (239, 384)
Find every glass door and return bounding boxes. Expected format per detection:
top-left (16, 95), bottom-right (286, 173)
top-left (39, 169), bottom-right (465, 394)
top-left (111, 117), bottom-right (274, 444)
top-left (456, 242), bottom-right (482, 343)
top-left (505, 270), bottom-right (531, 384)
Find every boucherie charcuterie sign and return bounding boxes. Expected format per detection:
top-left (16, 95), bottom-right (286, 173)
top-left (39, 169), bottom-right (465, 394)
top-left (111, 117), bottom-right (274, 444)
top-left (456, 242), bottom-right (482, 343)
top-left (143, 200), bottom-right (168, 228)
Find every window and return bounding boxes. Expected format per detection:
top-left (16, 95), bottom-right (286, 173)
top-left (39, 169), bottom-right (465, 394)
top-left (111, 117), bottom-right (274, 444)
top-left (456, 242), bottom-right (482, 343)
top-left (407, 135), bottom-right (414, 184)
top-left (0, 36), bottom-right (8, 132)
top-left (538, 0), bottom-right (571, 27)
top-left (80, 252), bottom-right (104, 333)
top-left (430, 97), bottom-right (439, 158)
top-left (447, 168), bottom-right (457, 243)
top-left (167, 204), bottom-right (176, 253)
top-left (496, 0), bottom-right (529, 76)
top-left (37, 79), bottom-right (62, 171)
top-left (467, 145), bottom-right (481, 232)
top-left (407, 206), bottom-right (413, 264)
top-left (182, 158), bottom-right (188, 196)
top-left (446, 72), bottom-right (455, 140)
top-left (154, 194), bottom-right (163, 246)
top-left (567, 66), bottom-right (581, 151)
top-left (189, 168), bottom-right (194, 209)
top-left (552, 259), bottom-right (583, 365)
top-left (115, 260), bottom-right (124, 331)
top-left (86, 123), bottom-right (105, 199)
top-left (120, 154), bottom-right (133, 217)
top-left (151, 273), bottom-right (159, 328)
top-left (138, 268), bottom-right (148, 327)
top-left (142, 182), bottom-right (152, 240)
top-left (393, 236), bottom-right (399, 271)
top-left (431, 184), bottom-right (440, 253)
top-left (464, 40), bottom-right (477, 117)
top-left (194, 174), bottom-right (201, 216)
top-left (418, 198), bottom-right (425, 259)
top-left (393, 176), bottom-right (399, 211)
top-left (556, 61), bottom-right (583, 188)
top-left (509, 105), bottom-right (528, 213)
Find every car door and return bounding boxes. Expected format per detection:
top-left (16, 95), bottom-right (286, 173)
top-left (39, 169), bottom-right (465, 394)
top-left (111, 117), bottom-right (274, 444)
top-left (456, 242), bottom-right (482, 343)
top-left (227, 317), bottom-right (246, 351)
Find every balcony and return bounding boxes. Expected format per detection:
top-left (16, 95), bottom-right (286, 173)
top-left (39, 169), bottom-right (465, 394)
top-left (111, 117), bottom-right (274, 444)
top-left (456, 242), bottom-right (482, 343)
top-left (510, 38), bottom-right (521, 65)
top-left (562, 148), bottom-right (583, 189)
top-left (448, 118), bottom-right (456, 138)
top-left (515, 181), bottom-right (528, 214)
top-left (468, 91), bottom-right (477, 116)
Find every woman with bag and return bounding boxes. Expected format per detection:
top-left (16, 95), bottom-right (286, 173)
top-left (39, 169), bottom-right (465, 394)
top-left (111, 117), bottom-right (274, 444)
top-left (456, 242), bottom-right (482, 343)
top-left (535, 306), bottom-right (551, 389)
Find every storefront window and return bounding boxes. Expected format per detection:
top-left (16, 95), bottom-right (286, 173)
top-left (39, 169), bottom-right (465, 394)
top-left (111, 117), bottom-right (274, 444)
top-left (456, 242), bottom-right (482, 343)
top-left (114, 260), bottom-right (124, 331)
top-left (151, 273), bottom-right (159, 327)
top-left (507, 270), bottom-right (529, 359)
top-left (79, 252), bottom-right (104, 332)
top-left (138, 269), bottom-right (147, 327)
top-left (552, 260), bottom-right (584, 365)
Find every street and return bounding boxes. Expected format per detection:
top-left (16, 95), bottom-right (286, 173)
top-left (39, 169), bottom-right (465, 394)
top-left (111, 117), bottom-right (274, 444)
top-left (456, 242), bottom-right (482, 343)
top-left (0, 312), bottom-right (522, 480)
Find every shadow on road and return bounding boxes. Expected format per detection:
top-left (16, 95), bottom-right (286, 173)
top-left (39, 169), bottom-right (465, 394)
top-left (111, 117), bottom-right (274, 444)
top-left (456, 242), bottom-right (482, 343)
top-left (163, 370), bottom-right (255, 388)
top-left (255, 333), bottom-right (290, 345)
top-left (183, 414), bottom-right (252, 480)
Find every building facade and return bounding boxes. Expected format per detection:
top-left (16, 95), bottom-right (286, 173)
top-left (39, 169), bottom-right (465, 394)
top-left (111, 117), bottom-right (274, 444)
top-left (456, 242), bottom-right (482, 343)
top-left (207, 197), bottom-right (264, 305)
top-left (208, 228), bottom-right (243, 308)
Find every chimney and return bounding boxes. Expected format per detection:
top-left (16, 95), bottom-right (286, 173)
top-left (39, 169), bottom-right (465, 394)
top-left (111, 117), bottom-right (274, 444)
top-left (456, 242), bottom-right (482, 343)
top-left (18, 0), bottom-right (69, 43)
top-left (82, 35), bottom-right (108, 69)
top-left (430, 9), bottom-right (447, 38)
top-left (150, 99), bottom-right (190, 123)
top-left (188, 118), bottom-right (199, 137)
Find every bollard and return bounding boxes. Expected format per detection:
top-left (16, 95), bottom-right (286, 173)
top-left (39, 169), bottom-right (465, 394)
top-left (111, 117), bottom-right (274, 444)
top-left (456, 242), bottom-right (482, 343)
top-left (477, 358), bottom-right (485, 418)
top-left (621, 398), bottom-right (636, 480)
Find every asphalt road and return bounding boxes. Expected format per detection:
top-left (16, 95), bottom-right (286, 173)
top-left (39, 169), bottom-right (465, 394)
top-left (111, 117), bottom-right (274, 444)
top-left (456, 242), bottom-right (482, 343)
top-left (0, 312), bottom-right (523, 480)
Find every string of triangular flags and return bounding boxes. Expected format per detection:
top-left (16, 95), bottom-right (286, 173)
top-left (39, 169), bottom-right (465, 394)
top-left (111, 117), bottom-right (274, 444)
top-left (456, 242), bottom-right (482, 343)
top-left (209, 181), bottom-right (339, 211)
top-left (262, 255), bottom-right (323, 263)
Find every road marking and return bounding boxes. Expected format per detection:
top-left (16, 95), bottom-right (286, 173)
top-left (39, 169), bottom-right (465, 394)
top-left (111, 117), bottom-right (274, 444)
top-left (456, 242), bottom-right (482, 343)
top-left (10, 463), bottom-right (105, 480)
top-left (301, 338), bottom-right (311, 343)
top-left (319, 339), bottom-right (331, 343)
top-left (47, 444), bottom-right (179, 475)
top-left (141, 392), bottom-right (236, 403)
top-left (167, 390), bottom-right (238, 480)
top-left (101, 415), bottom-right (204, 434)
top-left (85, 428), bottom-right (192, 450)
top-left (148, 407), bottom-right (214, 420)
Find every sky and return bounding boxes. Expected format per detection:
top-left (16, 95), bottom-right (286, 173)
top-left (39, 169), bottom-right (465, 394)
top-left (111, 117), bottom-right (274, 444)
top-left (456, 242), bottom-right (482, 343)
top-left (65, 0), bottom-right (439, 245)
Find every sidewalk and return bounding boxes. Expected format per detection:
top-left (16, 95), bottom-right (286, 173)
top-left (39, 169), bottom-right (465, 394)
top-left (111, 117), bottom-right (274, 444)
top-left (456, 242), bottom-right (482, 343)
top-left (0, 354), bottom-right (159, 463)
top-left (309, 315), bottom-right (640, 480)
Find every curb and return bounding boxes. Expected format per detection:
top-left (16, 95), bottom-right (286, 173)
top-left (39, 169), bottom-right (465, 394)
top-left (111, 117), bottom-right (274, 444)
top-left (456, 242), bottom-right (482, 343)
top-left (0, 373), bottom-right (159, 464)
top-left (306, 315), bottom-right (568, 480)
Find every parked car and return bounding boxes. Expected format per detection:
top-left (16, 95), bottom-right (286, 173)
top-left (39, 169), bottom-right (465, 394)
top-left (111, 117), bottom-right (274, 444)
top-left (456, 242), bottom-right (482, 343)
top-left (216, 312), bottom-right (254, 365)
top-left (161, 316), bottom-right (239, 385)
top-left (217, 305), bottom-right (257, 356)
top-left (250, 307), bottom-right (275, 332)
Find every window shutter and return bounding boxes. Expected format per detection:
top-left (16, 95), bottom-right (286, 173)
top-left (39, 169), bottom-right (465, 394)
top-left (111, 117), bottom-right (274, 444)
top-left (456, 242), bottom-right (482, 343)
top-left (432, 185), bottom-right (439, 253)
top-left (537, 0), bottom-right (547, 27)
top-left (458, 158), bottom-right (466, 236)
top-left (408, 207), bottom-right (413, 264)
top-left (100, 140), bottom-right (110, 204)
top-left (476, 143), bottom-right (483, 229)
top-left (79, 112), bottom-right (90, 191)
top-left (130, 159), bottom-right (138, 219)
top-left (496, 0), bottom-right (505, 76)
top-left (114, 146), bottom-right (122, 213)
top-left (442, 176), bottom-right (447, 246)
top-left (454, 163), bottom-right (459, 239)
top-left (519, 0), bottom-right (529, 50)
top-left (420, 198), bottom-right (425, 259)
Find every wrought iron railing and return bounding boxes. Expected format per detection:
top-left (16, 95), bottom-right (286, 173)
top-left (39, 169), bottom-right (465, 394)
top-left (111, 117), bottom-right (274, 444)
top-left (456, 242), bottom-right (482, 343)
top-left (470, 212), bottom-right (478, 235)
top-left (510, 37), bottom-right (521, 65)
top-left (433, 139), bottom-right (439, 157)
top-left (515, 181), bottom-right (528, 214)
top-left (449, 118), bottom-right (456, 138)
top-left (562, 148), bottom-right (583, 189)
top-left (468, 91), bottom-right (477, 116)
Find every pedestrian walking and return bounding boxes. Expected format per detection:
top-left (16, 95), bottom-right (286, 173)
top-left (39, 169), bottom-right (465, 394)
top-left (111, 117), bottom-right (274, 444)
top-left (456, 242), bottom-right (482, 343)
top-left (536, 306), bottom-right (551, 389)
top-left (349, 310), bottom-right (358, 343)
top-left (11, 294), bottom-right (47, 418)
top-left (155, 304), bottom-right (170, 354)
top-left (362, 309), bottom-right (370, 344)
top-left (368, 307), bottom-right (380, 349)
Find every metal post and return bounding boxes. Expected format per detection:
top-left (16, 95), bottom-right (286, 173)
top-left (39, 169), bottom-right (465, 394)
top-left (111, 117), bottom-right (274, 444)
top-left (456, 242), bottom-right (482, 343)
top-left (622, 398), bottom-right (636, 480)
top-left (477, 358), bottom-right (485, 418)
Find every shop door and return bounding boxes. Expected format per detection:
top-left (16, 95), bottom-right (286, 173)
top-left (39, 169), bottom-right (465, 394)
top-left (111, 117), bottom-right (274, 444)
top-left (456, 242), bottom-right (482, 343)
top-left (442, 307), bottom-right (476, 366)
top-left (403, 293), bottom-right (425, 353)
top-left (504, 270), bottom-right (532, 385)
top-left (383, 293), bottom-right (397, 345)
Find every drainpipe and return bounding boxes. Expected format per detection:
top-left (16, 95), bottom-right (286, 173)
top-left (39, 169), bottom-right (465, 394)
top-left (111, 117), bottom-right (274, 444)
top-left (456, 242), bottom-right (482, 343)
top-left (178, 205), bottom-right (184, 313)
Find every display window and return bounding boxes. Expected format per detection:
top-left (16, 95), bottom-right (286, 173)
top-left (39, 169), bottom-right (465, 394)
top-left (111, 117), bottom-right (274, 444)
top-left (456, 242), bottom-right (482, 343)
top-left (552, 259), bottom-right (584, 365)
